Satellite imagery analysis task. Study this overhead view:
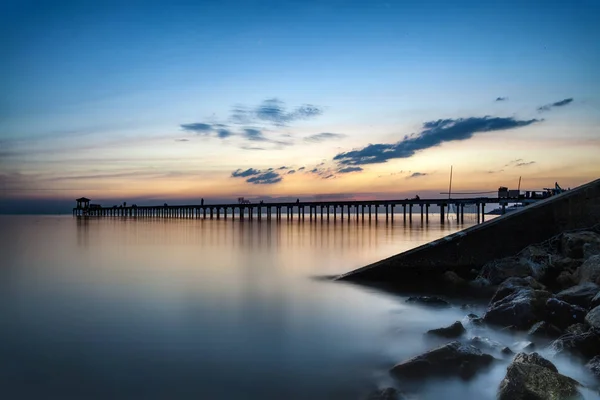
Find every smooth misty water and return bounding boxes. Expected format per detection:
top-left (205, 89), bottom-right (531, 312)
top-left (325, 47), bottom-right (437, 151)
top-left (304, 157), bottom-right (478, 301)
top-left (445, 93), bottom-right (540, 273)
top-left (1, 215), bottom-right (598, 399)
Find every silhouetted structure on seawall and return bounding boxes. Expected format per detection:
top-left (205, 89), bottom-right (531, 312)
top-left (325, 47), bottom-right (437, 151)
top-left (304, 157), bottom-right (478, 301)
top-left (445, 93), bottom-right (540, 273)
top-left (336, 178), bottom-right (600, 282)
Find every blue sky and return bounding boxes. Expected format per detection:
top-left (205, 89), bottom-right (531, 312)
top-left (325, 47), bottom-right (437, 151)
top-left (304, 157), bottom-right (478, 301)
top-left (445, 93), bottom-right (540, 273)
top-left (1, 0), bottom-right (599, 211)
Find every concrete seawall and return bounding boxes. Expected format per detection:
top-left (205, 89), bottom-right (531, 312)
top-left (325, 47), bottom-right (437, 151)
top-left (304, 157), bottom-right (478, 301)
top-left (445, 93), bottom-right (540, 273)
top-left (337, 178), bottom-right (600, 282)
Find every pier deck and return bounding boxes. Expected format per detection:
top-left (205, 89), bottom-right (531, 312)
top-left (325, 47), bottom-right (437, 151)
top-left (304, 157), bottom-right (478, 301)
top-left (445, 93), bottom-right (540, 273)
top-left (73, 197), bottom-right (539, 224)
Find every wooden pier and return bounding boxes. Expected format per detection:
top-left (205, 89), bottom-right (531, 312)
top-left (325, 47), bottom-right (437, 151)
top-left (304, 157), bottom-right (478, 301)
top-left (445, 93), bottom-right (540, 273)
top-left (73, 197), bottom-right (539, 224)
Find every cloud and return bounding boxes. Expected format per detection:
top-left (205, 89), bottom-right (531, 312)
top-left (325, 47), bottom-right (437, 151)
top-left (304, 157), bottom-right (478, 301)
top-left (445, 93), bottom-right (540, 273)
top-left (408, 172), bottom-right (427, 178)
top-left (304, 132), bottom-right (346, 143)
top-left (231, 168), bottom-right (283, 185)
top-left (287, 170), bottom-right (296, 174)
top-left (240, 145), bottom-right (266, 151)
top-left (278, 166), bottom-right (288, 170)
top-left (338, 166), bottom-right (363, 173)
top-left (243, 128), bottom-right (266, 141)
top-left (217, 128), bottom-right (233, 138)
top-left (231, 98), bottom-right (323, 126)
top-left (246, 171), bottom-right (282, 185)
top-left (495, 97), bottom-right (508, 102)
top-left (334, 116), bottom-right (540, 166)
top-left (180, 123), bottom-right (214, 133)
top-left (538, 98), bottom-right (573, 112)
top-left (174, 139), bottom-right (189, 142)
top-left (298, 167), bottom-right (305, 171)
top-left (487, 169), bottom-right (504, 174)
top-left (231, 168), bottom-right (261, 178)
top-left (515, 161), bottom-right (536, 167)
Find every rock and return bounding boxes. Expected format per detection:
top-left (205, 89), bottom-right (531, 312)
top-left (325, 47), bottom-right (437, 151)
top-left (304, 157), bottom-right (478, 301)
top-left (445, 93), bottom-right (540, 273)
top-left (390, 341), bottom-right (494, 381)
top-left (552, 257), bottom-right (583, 273)
top-left (502, 347), bottom-right (514, 355)
top-left (556, 271), bottom-right (577, 290)
top-left (566, 323), bottom-right (588, 335)
top-left (545, 298), bottom-right (587, 329)
top-left (528, 321), bottom-right (563, 339)
top-left (463, 313), bottom-right (484, 327)
top-left (556, 283), bottom-right (600, 308)
top-left (550, 331), bottom-right (600, 359)
top-left (523, 342), bottom-right (536, 351)
top-left (467, 336), bottom-right (506, 353)
top-left (442, 271), bottom-right (467, 286)
top-left (586, 306), bottom-right (600, 332)
top-left (406, 296), bottom-right (450, 308)
top-left (519, 245), bottom-right (553, 281)
top-left (586, 356), bottom-right (600, 379)
top-left (467, 276), bottom-right (492, 292)
top-left (480, 258), bottom-right (535, 285)
top-left (483, 288), bottom-right (551, 329)
top-left (592, 292), bottom-right (600, 309)
top-left (366, 387), bottom-right (404, 400)
top-left (490, 277), bottom-right (547, 304)
top-left (579, 255), bottom-right (600, 285)
top-left (427, 321), bottom-right (465, 338)
top-left (561, 231), bottom-right (600, 260)
top-left (513, 352), bottom-right (558, 372)
top-left (498, 352), bottom-right (583, 400)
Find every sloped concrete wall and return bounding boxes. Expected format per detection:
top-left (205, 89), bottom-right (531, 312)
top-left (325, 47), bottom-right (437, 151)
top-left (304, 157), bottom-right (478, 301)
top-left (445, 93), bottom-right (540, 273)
top-left (338, 178), bottom-right (600, 282)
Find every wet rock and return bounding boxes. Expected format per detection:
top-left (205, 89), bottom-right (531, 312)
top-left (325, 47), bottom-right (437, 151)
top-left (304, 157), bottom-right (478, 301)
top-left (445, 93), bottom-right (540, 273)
top-left (566, 323), bottom-right (588, 335)
top-left (427, 321), bottom-right (465, 338)
top-left (442, 271), bottom-right (467, 286)
top-left (586, 356), bottom-right (600, 379)
top-left (592, 292), bottom-right (600, 309)
top-left (528, 321), bottom-right (563, 339)
top-left (467, 336), bottom-right (505, 353)
top-left (467, 276), bottom-right (492, 293)
top-left (498, 352), bottom-right (583, 400)
top-left (523, 342), bottom-right (536, 351)
top-left (406, 296), bottom-right (450, 308)
top-left (550, 331), bottom-right (600, 359)
top-left (390, 341), bottom-right (494, 381)
top-left (561, 231), bottom-right (600, 260)
top-left (483, 288), bottom-right (551, 329)
top-left (556, 270), bottom-right (577, 290)
top-left (480, 258), bottom-right (536, 285)
top-left (545, 298), bottom-right (587, 329)
top-left (366, 387), bottom-right (405, 400)
top-left (513, 352), bottom-right (559, 372)
top-left (490, 277), bottom-right (547, 304)
top-left (501, 347), bottom-right (514, 355)
top-left (552, 257), bottom-right (583, 273)
top-left (463, 313), bottom-right (484, 327)
top-left (586, 305), bottom-right (600, 332)
top-left (579, 255), bottom-right (600, 285)
top-left (556, 282), bottom-right (600, 308)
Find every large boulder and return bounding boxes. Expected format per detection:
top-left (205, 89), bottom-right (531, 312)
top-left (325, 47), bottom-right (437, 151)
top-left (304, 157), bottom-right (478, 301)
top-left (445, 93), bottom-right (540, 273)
top-left (480, 247), bottom-right (551, 285)
top-left (466, 336), bottom-right (506, 354)
top-left (555, 270), bottom-right (578, 290)
top-left (565, 323), bottom-right (588, 335)
top-left (561, 231), bottom-right (600, 260)
top-left (586, 306), bottom-right (600, 332)
top-left (556, 283), bottom-right (600, 308)
top-left (405, 296), bottom-right (450, 308)
top-left (427, 321), bottom-right (465, 338)
top-left (550, 331), bottom-right (600, 359)
top-left (483, 288), bottom-right (551, 329)
top-left (579, 255), bottom-right (600, 285)
top-left (390, 341), bottom-right (494, 381)
top-left (545, 298), bottom-right (587, 329)
top-left (497, 352), bottom-right (583, 400)
top-left (586, 356), bottom-right (600, 379)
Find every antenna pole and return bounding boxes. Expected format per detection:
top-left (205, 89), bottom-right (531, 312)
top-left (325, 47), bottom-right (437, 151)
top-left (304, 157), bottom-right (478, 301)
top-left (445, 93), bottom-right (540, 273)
top-left (448, 166), bottom-right (453, 199)
top-left (517, 176), bottom-right (522, 192)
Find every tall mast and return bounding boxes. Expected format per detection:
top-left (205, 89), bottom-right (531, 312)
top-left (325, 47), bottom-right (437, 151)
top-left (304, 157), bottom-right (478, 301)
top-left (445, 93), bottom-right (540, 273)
top-left (448, 165), bottom-right (453, 199)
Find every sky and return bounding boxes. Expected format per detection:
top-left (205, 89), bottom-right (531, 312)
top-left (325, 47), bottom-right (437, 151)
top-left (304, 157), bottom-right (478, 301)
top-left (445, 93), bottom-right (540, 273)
top-left (1, 0), bottom-right (599, 212)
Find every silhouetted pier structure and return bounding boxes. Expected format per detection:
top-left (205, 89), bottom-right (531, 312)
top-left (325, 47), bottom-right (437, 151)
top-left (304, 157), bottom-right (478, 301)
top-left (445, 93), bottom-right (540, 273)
top-left (73, 197), bottom-right (541, 224)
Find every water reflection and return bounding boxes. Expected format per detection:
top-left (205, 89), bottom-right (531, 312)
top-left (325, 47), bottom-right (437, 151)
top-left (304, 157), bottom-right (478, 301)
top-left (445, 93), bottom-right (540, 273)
top-left (2, 215), bottom-right (493, 400)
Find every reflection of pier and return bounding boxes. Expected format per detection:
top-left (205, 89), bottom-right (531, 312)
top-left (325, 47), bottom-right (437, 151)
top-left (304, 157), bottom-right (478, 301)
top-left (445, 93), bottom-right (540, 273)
top-left (72, 196), bottom-right (541, 224)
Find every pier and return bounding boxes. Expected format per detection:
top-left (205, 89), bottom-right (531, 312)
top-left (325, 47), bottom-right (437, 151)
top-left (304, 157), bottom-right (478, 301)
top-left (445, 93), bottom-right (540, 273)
top-left (73, 196), bottom-right (540, 224)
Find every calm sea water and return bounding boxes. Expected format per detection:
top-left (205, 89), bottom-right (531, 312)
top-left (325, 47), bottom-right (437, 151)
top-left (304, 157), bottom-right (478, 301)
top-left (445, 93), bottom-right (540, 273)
top-left (1, 215), bottom-right (597, 399)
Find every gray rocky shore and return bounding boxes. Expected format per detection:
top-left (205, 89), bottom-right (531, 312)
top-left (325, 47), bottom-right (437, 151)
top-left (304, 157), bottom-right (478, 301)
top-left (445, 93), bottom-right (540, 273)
top-left (367, 225), bottom-right (600, 400)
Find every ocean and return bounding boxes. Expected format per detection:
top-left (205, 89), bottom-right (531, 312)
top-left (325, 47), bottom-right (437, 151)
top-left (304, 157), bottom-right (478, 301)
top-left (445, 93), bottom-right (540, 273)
top-left (1, 215), bottom-right (597, 399)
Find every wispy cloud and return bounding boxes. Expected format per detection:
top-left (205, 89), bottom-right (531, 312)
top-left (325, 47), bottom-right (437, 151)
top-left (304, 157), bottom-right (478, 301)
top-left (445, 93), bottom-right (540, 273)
top-left (180, 123), bottom-right (213, 133)
top-left (538, 98), bottom-right (573, 112)
top-left (230, 168), bottom-right (282, 185)
top-left (495, 97), bottom-right (508, 102)
top-left (174, 138), bottom-right (189, 142)
top-left (231, 98), bottom-right (323, 126)
top-left (304, 132), bottom-right (346, 143)
top-left (338, 166), bottom-right (363, 173)
top-left (287, 169), bottom-right (296, 174)
top-left (407, 172), bottom-right (427, 178)
top-left (515, 161), bottom-right (536, 167)
top-left (333, 116), bottom-right (540, 166)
